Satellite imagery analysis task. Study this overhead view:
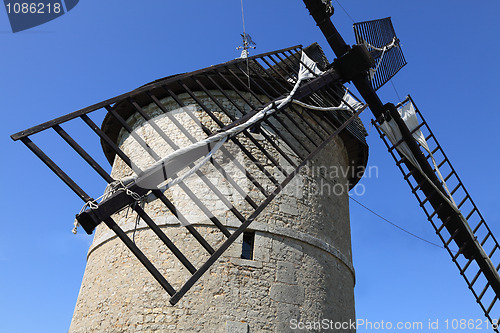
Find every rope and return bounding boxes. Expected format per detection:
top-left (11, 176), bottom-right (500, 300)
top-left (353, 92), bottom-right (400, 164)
top-left (333, 0), bottom-right (355, 23)
top-left (321, 0), bottom-right (334, 16)
top-left (291, 99), bottom-right (357, 112)
top-left (240, 0), bottom-right (246, 36)
top-left (72, 199), bottom-right (98, 234)
top-left (120, 180), bottom-right (142, 201)
top-left (349, 195), bottom-right (449, 250)
top-left (390, 79), bottom-right (402, 103)
top-left (363, 36), bottom-right (398, 53)
top-left (137, 66), bottom-right (366, 197)
top-left (132, 199), bottom-right (145, 243)
top-left (72, 221), bottom-right (79, 234)
top-left (370, 47), bottom-right (387, 80)
top-left (364, 37), bottom-right (399, 80)
top-left (240, 0), bottom-right (251, 87)
top-left (73, 178), bottom-right (143, 234)
top-left (136, 75), bottom-right (305, 189)
top-left (140, 87), bottom-right (363, 205)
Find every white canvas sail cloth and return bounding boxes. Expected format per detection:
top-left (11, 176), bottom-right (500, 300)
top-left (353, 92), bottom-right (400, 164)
top-left (299, 51), bottom-right (324, 79)
top-left (378, 100), bottom-right (456, 205)
top-left (340, 90), bottom-right (364, 111)
top-left (297, 52), bottom-right (362, 112)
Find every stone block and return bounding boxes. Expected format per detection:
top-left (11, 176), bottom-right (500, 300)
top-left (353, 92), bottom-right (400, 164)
top-left (226, 321), bottom-right (249, 333)
top-left (276, 261), bottom-right (296, 284)
top-left (276, 302), bottom-right (300, 322)
top-left (271, 237), bottom-right (303, 262)
top-left (230, 258), bottom-right (263, 269)
top-left (270, 283), bottom-right (305, 305)
top-left (279, 197), bottom-right (299, 216)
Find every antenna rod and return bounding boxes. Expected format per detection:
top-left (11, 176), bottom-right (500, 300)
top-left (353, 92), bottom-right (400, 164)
top-left (241, 0), bottom-right (246, 36)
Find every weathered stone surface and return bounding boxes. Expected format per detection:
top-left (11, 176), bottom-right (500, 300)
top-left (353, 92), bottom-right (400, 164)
top-left (276, 261), bottom-right (296, 284)
top-left (270, 283), bottom-right (305, 305)
top-left (276, 302), bottom-right (300, 323)
top-left (226, 321), bottom-right (249, 333)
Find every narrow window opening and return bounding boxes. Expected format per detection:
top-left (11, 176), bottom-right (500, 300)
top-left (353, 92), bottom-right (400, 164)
top-left (241, 232), bottom-right (255, 260)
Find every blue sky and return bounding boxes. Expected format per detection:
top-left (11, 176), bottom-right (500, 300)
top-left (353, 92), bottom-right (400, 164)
top-left (1, 1), bottom-right (499, 332)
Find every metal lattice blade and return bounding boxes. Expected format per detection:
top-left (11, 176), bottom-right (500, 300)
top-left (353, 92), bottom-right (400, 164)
top-left (374, 96), bottom-right (500, 330)
top-left (10, 44), bottom-right (368, 305)
top-left (353, 17), bottom-right (407, 91)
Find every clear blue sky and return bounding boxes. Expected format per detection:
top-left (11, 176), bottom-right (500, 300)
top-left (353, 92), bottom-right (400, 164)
top-left (1, 1), bottom-right (499, 332)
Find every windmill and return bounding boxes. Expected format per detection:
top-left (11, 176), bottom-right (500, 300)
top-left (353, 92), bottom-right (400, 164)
top-left (8, 2), bottom-right (496, 330)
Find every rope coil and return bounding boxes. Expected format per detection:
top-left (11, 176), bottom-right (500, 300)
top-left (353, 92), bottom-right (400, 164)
top-left (363, 37), bottom-right (400, 80)
top-left (73, 180), bottom-right (143, 234)
top-left (363, 36), bottom-right (399, 53)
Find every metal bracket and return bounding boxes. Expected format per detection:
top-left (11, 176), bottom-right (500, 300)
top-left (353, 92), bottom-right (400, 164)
top-left (333, 44), bottom-right (374, 83)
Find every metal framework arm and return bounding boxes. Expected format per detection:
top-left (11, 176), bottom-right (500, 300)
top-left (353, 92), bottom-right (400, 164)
top-left (302, 0), bottom-right (500, 326)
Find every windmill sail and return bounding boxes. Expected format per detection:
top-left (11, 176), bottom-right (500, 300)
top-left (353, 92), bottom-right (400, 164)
top-left (374, 96), bottom-right (500, 328)
top-left (303, 0), bottom-right (500, 329)
top-left (353, 17), bottom-right (407, 91)
top-left (10, 44), bottom-right (368, 305)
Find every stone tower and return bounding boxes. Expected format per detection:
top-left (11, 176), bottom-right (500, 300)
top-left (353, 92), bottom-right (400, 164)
top-left (69, 44), bottom-right (368, 333)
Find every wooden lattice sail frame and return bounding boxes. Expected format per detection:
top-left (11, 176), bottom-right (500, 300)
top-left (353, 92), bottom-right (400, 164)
top-left (10, 43), bottom-right (369, 304)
